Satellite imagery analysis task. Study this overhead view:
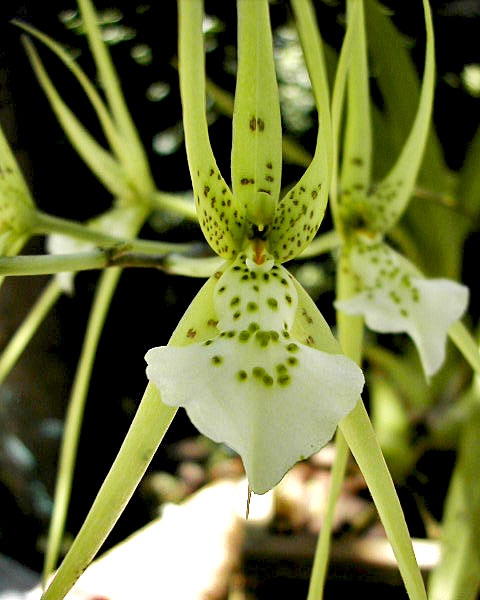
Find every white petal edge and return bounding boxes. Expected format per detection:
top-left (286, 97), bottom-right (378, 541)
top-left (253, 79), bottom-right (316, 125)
top-left (145, 333), bottom-right (363, 494)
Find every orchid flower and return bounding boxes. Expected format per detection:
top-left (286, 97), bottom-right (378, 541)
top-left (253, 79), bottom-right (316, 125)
top-left (332, 0), bottom-right (468, 378)
top-left (146, 0), bottom-right (364, 495)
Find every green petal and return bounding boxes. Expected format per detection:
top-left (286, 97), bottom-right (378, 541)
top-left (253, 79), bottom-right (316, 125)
top-left (178, 0), bottom-right (245, 259)
top-left (231, 0), bottom-right (282, 229)
top-left (269, 0), bottom-right (333, 262)
top-left (340, 0), bottom-right (372, 196)
top-left (23, 38), bottom-right (128, 197)
top-left (77, 0), bottom-right (155, 196)
top-left (366, 0), bottom-right (435, 232)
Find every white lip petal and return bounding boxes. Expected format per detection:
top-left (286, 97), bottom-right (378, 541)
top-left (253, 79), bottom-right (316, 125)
top-left (146, 331), bottom-right (363, 494)
top-left (335, 240), bottom-right (469, 377)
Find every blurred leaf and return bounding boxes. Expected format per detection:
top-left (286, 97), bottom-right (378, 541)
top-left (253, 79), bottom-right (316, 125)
top-left (458, 123), bottom-right (480, 222)
top-left (428, 405), bottom-right (480, 600)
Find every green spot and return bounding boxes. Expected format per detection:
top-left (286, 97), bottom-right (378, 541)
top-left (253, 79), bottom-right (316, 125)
top-left (253, 367), bottom-right (265, 379)
top-left (239, 330), bottom-right (251, 342)
top-left (255, 331), bottom-right (270, 347)
top-left (204, 340), bottom-right (213, 346)
top-left (400, 308), bottom-right (408, 317)
top-left (212, 356), bottom-right (223, 365)
top-left (282, 331), bottom-right (290, 339)
top-left (278, 374), bottom-right (291, 386)
top-left (263, 273), bottom-right (270, 281)
top-left (270, 331), bottom-right (279, 342)
top-left (287, 356), bottom-right (298, 366)
top-left (248, 322), bottom-right (260, 332)
top-left (241, 274), bottom-right (249, 281)
top-left (276, 364), bottom-right (287, 374)
top-left (233, 311), bottom-right (241, 320)
top-left (247, 302), bottom-right (258, 312)
top-left (286, 343), bottom-right (299, 353)
top-left (280, 278), bottom-right (288, 286)
top-left (230, 296), bottom-right (240, 307)
top-left (218, 286), bottom-right (226, 293)
top-left (263, 374), bottom-right (274, 387)
top-left (267, 298), bottom-right (278, 310)
top-left (285, 295), bottom-right (292, 304)
top-left (227, 330), bottom-right (236, 338)
top-left (237, 370), bottom-right (248, 382)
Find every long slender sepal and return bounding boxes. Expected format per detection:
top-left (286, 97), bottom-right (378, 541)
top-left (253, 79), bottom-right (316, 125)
top-left (22, 38), bottom-right (128, 197)
top-left (341, 0), bottom-right (372, 196)
top-left (231, 0), bottom-right (282, 228)
top-left (77, 0), bottom-right (154, 196)
top-left (14, 21), bottom-right (127, 167)
top-left (43, 268), bottom-right (122, 584)
top-left (328, 0), bottom-right (361, 230)
top-left (368, 0), bottom-right (435, 232)
top-left (40, 384), bottom-right (176, 600)
top-left (269, 0), bottom-right (332, 262)
top-left (179, 0), bottom-right (245, 258)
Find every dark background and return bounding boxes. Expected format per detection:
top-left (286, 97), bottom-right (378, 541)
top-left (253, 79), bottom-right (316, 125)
top-left (0, 0), bottom-right (478, 576)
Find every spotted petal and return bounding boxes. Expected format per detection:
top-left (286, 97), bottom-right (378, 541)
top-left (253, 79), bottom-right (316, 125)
top-left (146, 251), bottom-right (364, 493)
top-left (335, 238), bottom-right (469, 377)
top-left (178, 0), bottom-right (245, 258)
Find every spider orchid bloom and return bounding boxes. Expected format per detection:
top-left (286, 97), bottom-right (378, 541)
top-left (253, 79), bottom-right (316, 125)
top-left (332, 0), bottom-right (468, 378)
top-left (146, 0), bottom-right (364, 495)
top-left (0, 124), bottom-right (36, 262)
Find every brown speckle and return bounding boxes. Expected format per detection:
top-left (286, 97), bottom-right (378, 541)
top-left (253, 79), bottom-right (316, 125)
top-left (257, 118), bottom-right (265, 131)
top-left (187, 328), bottom-right (196, 339)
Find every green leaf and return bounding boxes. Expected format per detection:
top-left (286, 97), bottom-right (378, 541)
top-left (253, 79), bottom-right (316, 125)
top-left (231, 0), bottom-right (282, 229)
top-left (269, 0), bottom-right (332, 262)
top-left (458, 123), bottom-right (480, 222)
top-left (23, 38), bottom-right (129, 197)
top-left (178, 0), bottom-right (245, 259)
top-left (77, 0), bottom-right (154, 196)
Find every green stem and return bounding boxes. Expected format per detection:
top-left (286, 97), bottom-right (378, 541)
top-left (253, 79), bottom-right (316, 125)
top-left (43, 268), bottom-right (122, 585)
top-left (307, 430), bottom-right (349, 600)
top-left (150, 191), bottom-right (198, 221)
top-left (41, 385), bottom-right (177, 600)
top-left (0, 279), bottom-right (62, 383)
top-left (307, 251), bottom-right (363, 600)
top-left (448, 320), bottom-right (480, 376)
top-left (33, 211), bottom-right (196, 255)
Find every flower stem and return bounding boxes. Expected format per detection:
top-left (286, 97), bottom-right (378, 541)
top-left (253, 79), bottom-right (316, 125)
top-left (150, 191), bottom-right (198, 221)
top-left (0, 279), bottom-right (62, 384)
top-left (33, 211), bottom-right (196, 255)
top-left (42, 268), bottom-right (122, 585)
top-left (307, 251), bottom-right (363, 600)
top-left (448, 320), bottom-right (480, 376)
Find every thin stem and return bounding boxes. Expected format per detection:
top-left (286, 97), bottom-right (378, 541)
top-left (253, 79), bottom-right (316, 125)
top-left (43, 268), bottom-right (122, 584)
top-left (307, 251), bottom-right (363, 600)
top-left (0, 280), bottom-right (62, 383)
top-left (33, 211), bottom-right (196, 254)
top-left (449, 320), bottom-right (480, 376)
top-left (307, 431), bottom-right (349, 600)
top-left (0, 249), bottom-right (214, 278)
top-left (150, 191), bottom-right (198, 222)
